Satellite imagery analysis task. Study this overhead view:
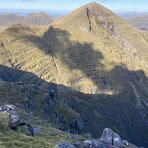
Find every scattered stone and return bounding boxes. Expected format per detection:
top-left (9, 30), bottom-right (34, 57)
top-left (83, 140), bottom-right (105, 148)
top-left (55, 142), bottom-right (75, 148)
top-left (0, 104), bottom-right (15, 111)
top-left (0, 104), bottom-right (34, 137)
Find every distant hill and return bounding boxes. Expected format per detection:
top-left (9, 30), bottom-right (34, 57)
top-left (117, 11), bottom-right (148, 19)
top-left (0, 2), bottom-right (148, 147)
top-left (0, 12), bottom-right (55, 26)
top-left (126, 14), bottom-right (148, 30)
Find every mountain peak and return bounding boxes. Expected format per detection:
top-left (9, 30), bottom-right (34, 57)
top-left (86, 2), bottom-right (99, 5)
top-left (54, 1), bottom-right (113, 25)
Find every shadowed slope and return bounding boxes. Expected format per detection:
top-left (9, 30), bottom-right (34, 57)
top-left (0, 65), bottom-right (148, 147)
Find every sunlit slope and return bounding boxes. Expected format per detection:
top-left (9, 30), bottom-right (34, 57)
top-left (0, 2), bottom-right (148, 95)
top-left (55, 2), bottom-right (148, 65)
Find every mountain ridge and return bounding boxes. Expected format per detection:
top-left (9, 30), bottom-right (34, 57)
top-left (126, 14), bottom-right (148, 30)
top-left (0, 12), bottom-right (55, 26)
top-left (0, 2), bottom-right (148, 147)
top-left (54, 2), bottom-right (148, 68)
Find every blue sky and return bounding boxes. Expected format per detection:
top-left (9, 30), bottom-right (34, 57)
top-left (0, 0), bottom-right (148, 12)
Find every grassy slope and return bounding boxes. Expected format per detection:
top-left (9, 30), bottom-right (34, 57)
top-left (0, 2), bottom-right (148, 147)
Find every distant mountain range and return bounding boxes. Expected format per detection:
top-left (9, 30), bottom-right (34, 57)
top-left (126, 14), bottom-right (148, 30)
top-left (117, 11), bottom-right (148, 19)
top-left (0, 2), bottom-right (148, 147)
top-left (0, 12), bottom-right (55, 26)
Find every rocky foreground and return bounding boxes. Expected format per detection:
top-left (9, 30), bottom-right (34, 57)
top-left (0, 104), bottom-right (140, 148)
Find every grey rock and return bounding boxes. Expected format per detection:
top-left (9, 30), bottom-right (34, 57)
top-left (10, 114), bottom-right (19, 119)
top-left (0, 41), bottom-right (4, 46)
top-left (55, 142), bottom-right (75, 148)
top-left (33, 127), bottom-right (40, 133)
top-left (9, 110), bottom-right (18, 115)
top-left (83, 140), bottom-right (105, 148)
top-left (10, 120), bottom-right (25, 128)
top-left (69, 134), bottom-right (79, 139)
top-left (99, 128), bottom-right (123, 147)
top-left (122, 140), bottom-right (128, 145)
top-left (71, 141), bottom-right (81, 147)
top-left (0, 105), bottom-right (15, 111)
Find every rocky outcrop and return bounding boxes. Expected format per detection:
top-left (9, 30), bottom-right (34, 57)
top-left (83, 128), bottom-right (137, 148)
top-left (0, 41), bottom-right (4, 46)
top-left (0, 104), bottom-right (34, 136)
top-left (55, 128), bottom-right (139, 148)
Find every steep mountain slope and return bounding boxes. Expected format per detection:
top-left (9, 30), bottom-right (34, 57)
top-left (126, 14), bottom-right (148, 30)
top-left (0, 12), bottom-right (55, 26)
top-left (0, 76), bottom-right (86, 147)
top-left (0, 2), bottom-right (148, 147)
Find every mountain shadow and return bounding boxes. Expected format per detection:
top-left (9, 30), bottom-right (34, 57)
top-left (14, 25), bottom-right (148, 93)
top-left (1, 25), bottom-right (148, 147)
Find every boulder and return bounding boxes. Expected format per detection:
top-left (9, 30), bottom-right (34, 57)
top-left (99, 128), bottom-right (123, 147)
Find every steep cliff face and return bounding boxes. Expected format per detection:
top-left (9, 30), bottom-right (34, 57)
top-left (0, 2), bottom-right (148, 147)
